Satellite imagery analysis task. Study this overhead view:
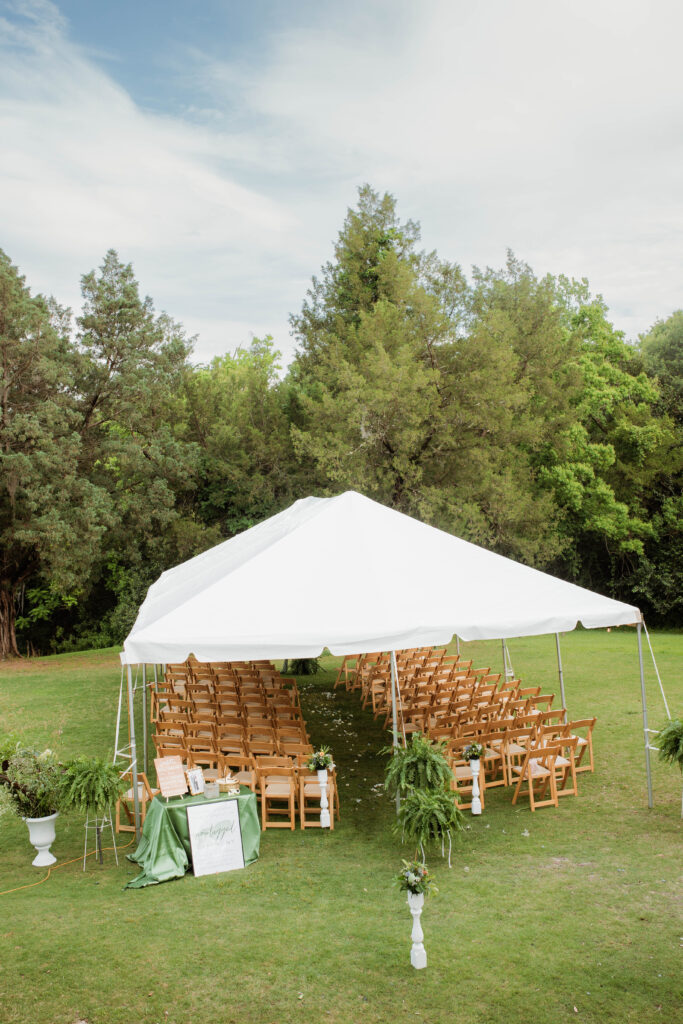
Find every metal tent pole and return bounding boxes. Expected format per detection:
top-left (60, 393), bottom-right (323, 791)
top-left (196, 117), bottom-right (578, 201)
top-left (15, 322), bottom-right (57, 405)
top-left (455, 635), bottom-right (460, 657)
top-left (637, 622), bottom-right (653, 809)
top-left (555, 633), bottom-right (567, 723)
top-left (126, 664), bottom-right (142, 839)
top-left (142, 664), bottom-right (148, 778)
top-left (390, 650), bottom-right (400, 813)
top-left (501, 639), bottom-right (506, 680)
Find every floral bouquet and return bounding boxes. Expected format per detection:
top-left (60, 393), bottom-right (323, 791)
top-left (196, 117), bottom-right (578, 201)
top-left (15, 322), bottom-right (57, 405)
top-left (307, 746), bottom-right (334, 772)
top-left (394, 859), bottom-right (437, 896)
top-left (461, 742), bottom-right (484, 763)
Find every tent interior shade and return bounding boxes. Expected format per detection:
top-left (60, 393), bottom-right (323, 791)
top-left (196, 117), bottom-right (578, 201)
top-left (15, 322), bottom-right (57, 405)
top-left (122, 491), bottom-right (641, 665)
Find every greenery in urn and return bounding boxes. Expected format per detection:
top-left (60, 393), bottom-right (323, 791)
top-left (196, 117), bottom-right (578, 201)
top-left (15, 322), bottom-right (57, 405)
top-left (0, 743), bottom-right (64, 819)
top-left (461, 742), bottom-right (484, 762)
top-left (394, 859), bottom-right (437, 897)
top-left (383, 733), bottom-right (453, 797)
top-left (59, 756), bottom-right (127, 862)
top-left (307, 747), bottom-right (334, 771)
top-left (289, 658), bottom-right (321, 675)
top-left (395, 788), bottom-right (464, 866)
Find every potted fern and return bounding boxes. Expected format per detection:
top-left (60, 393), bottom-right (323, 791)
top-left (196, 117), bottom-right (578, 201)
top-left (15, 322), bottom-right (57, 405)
top-left (59, 757), bottom-right (126, 866)
top-left (383, 733), bottom-right (453, 797)
top-left (654, 718), bottom-right (683, 818)
top-left (395, 788), bottom-right (464, 867)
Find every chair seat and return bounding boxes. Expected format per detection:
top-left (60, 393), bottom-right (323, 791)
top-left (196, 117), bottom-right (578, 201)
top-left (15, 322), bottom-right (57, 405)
top-left (512, 759), bottom-right (549, 779)
top-left (264, 782), bottom-right (293, 797)
top-left (124, 784), bottom-right (160, 800)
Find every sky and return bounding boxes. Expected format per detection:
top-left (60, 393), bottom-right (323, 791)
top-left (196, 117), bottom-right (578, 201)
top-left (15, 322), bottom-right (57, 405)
top-left (1, 0), bottom-right (681, 365)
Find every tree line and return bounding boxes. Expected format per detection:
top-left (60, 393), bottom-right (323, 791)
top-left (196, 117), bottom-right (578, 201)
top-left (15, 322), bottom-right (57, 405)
top-left (1, 186), bottom-right (681, 658)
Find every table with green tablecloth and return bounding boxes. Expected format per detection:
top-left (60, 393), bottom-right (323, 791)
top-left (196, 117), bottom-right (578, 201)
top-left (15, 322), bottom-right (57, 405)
top-left (126, 787), bottom-right (260, 888)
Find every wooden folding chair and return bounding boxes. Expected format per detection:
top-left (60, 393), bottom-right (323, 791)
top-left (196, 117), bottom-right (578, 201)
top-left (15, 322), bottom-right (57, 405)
top-left (511, 744), bottom-right (561, 811)
top-left (257, 764), bottom-right (297, 830)
top-left (115, 772), bottom-right (159, 833)
top-left (568, 717), bottom-right (597, 773)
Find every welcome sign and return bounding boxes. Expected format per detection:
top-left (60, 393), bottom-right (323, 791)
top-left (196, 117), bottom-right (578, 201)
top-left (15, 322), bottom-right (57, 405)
top-left (186, 799), bottom-right (245, 877)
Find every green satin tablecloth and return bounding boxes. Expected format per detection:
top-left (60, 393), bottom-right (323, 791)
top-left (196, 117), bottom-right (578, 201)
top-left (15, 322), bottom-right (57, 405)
top-left (126, 787), bottom-right (260, 889)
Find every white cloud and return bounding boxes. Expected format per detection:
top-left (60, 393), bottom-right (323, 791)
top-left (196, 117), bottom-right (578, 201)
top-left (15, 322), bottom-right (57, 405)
top-left (1, 0), bottom-right (682, 365)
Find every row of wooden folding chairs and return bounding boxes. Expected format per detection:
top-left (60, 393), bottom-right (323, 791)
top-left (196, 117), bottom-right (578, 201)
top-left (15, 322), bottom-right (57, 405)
top-left (149, 751), bottom-right (340, 832)
top-left (442, 715), bottom-right (596, 812)
top-left (334, 647), bottom-right (454, 694)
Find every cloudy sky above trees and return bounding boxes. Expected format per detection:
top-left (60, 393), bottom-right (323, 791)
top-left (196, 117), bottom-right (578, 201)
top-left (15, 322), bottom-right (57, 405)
top-left (1, 0), bottom-right (681, 364)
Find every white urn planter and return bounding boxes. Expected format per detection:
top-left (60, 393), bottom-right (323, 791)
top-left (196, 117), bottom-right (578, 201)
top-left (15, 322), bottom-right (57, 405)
top-left (24, 811), bottom-right (59, 867)
top-left (407, 891), bottom-right (427, 969)
top-left (469, 759), bottom-right (482, 815)
top-left (316, 768), bottom-right (331, 828)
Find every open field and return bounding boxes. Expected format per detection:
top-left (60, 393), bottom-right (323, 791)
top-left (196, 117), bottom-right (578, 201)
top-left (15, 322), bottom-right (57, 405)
top-left (0, 630), bottom-right (681, 1024)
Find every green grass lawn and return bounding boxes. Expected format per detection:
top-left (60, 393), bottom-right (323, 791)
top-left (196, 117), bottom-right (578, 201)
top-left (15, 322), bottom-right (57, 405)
top-left (0, 630), bottom-right (681, 1024)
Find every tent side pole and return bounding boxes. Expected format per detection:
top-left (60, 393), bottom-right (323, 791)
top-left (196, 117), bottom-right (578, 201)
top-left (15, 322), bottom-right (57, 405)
top-left (390, 651), bottom-right (400, 814)
top-left (126, 664), bottom-right (142, 839)
top-left (142, 664), bottom-right (148, 779)
top-left (501, 639), bottom-right (506, 681)
top-left (637, 622), bottom-right (653, 809)
top-left (555, 633), bottom-right (567, 723)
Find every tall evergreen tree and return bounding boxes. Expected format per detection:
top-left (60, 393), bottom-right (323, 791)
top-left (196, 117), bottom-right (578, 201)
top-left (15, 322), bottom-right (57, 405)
top-left (0, 251), bottom-right (108, 657)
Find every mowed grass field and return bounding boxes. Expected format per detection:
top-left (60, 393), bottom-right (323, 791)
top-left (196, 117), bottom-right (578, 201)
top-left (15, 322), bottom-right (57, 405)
top-left (0, 630), bottom-right (681, 1024)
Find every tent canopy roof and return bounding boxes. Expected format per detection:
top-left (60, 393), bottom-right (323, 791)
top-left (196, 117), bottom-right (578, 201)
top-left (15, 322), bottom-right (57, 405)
top-left (122, 491), bottom-right (641, 664)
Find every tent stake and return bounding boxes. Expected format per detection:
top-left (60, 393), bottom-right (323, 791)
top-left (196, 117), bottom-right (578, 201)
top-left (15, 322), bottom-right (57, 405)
top-left (637, 623), bottom-right (653, 809)
top-left (555, 633), bottom-right (567, 723)
top-left (127, 664), bottom-right (142, 839)
top-left (391, 650), bottom-right (400, 814)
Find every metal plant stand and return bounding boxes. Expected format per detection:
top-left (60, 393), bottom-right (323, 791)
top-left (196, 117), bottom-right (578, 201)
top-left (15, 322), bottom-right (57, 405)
top-left (83, 804), bottom-right (118, 870)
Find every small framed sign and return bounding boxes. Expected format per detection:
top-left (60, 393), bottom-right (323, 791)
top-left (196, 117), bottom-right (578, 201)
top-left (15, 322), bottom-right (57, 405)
top-left (186, 767), bottom-right (205, 795)
top-left (187, 799), bottom-right (245, 876)
top-left (154, 756), bottom-right (188, 799)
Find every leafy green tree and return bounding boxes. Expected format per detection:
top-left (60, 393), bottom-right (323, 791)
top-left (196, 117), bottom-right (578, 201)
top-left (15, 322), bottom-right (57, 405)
top-left (289, 189), bottom-right (570, 565)
top-left (640, 310), bottom-right (683, 414)
top-left (182, 336), bottom-right (300, 536)
top-left (0, 250), bottom-right (108, 657)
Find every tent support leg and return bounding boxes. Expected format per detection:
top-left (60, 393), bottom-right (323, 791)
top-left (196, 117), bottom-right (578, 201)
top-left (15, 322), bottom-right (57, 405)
top-left (555, 633), bottom-right (567, 723)
top-left (390, 650), bottom-right (400, 814)
top-left (637, 623), bottom-right (653, 809)
top-left (455, 635), bottom-right (460, 657)
top-left (127, 664), bottom-right (142, 840)
top-left (142, 664), bottom-right (148, 779)
top-left (501, 639), bottom-right (506, 681)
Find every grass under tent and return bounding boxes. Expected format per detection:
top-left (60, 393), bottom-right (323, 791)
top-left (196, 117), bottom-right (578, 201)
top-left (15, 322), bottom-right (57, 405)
top-left (0, 629), bottom-right (681, 1024)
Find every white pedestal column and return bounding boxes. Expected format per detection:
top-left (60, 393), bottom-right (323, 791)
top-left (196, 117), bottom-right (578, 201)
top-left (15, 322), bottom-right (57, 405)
top-left (470, 759), bottom-right (482, 815)
top-left (317, 768), bottom-right (330, 828)
top-left (407, 891), bottom-right (427, 969)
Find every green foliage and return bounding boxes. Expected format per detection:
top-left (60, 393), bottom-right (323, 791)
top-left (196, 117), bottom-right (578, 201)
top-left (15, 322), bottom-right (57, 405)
top-left (289, 657), bottom-right (321, 675)
top-left (655, 719), bottom-right (683, 773)
top-left (394, 859), bottom-right (437, 896)
top-left (1, 746), bottom-right (63, 818)
top-left (383, 733), bottom-right (453, 796)
top-left (395, 788), bottom-right (464, 852)
top-left (58, 756), bottom-right (126, 814)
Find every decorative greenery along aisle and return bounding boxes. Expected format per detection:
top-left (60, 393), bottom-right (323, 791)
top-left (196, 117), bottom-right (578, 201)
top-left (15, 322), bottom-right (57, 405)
top-left (0, 631), bottom-right (680, 1024)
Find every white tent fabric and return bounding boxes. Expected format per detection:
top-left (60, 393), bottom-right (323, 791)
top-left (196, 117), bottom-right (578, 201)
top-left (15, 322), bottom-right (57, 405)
top-left (122, 491), bottom-right (641, 665)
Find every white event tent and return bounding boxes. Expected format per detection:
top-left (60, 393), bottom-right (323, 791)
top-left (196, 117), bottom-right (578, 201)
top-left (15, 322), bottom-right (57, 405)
top-left (120, 490), bottom-right (654, 835)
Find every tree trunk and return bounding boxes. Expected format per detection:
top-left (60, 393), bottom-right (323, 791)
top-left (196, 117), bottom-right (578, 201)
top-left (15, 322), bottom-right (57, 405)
top-left (0, 588), bottom-right (21, 659)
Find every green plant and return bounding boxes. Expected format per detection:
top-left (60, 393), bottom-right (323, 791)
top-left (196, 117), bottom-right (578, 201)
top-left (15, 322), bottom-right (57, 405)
top-left (0, 746), bottom-right (64, 819)
top-left (0, 732), bottom-right (21, 769)
top-left (59, 756), bottom-right (127, 863)
top-left (289, 658), bottom-right (321, 675)
top-left (394, 788), bottom-right (464, 865)
top-left (394, 859), bottom-right (437, 897)
top-left (383, 733), bottom-right (453, 796)
top-left (655, 718), bottom-right (683, 818)
top-left (307, 746), bottom-right (334, 771)
top-left (655, 719), bottom-right (683, 772)
top-left (462, 742), bottom-right (484, 762)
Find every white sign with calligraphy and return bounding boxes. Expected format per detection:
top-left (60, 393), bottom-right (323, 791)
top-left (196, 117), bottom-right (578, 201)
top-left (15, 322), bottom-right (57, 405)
top-left (186, 799), bottom-right (245, 877)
